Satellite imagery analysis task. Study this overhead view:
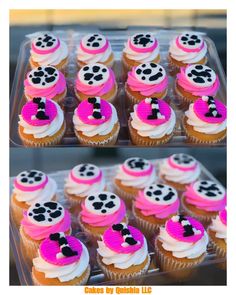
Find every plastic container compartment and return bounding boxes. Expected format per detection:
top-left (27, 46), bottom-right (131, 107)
top-left (10, 159), bottom-right (226, 285)
top-left (10, 28), bottom-right (226, 147)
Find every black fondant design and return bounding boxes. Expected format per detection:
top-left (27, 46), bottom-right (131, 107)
top-left (186, 65), bottom-right (216, 86)
top-left (31, 97), bottom-right (49, 120)
top-left (145, 98), bottom-right (165, 120)
top-left (173, 215), bottom-right (201, 237)
top-left (132, 33), bottom-right (154, 48)
top-left (135, 63), bottom-right (164, 84)
top-left (179, 33), bottom-right (202, 48)
top-left (88, 97), bottom-right (104, 120)
top-left (80, 64), bottom-right (108, 86)
top-left (172, 154), bottom-right (195, 166)
top-left (17, 170), bottom-right (45, 185)
top-left (33, 33), bottom-right (58, 50)
top-left (112, 223), bottom-right (139, 246)
top-left (144, 184), bottom-right (177, 204)
top-left (50, 233), bottom-right (78, 258)
top-left (83, 33), bottom-right (106, 49)
top-left (126, 157), bottom-right (149, 171)
top-left (197, 181), bottom-right (224, 198)
top-left (28, 66), bottom-right (58, 88)
top-left (203, 96), bottom-right (222, 118)
top-left (85, 192), bottom-right (120, 214)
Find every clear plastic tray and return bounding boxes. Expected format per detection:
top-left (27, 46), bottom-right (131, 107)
top-left (10, 28), bottom-right (226, 147)
top-left (9, 159), bottom-right (226, 285)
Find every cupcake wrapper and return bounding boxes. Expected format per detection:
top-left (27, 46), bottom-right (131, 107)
top-left (32, 265), bottom-right (91, 286)
top-left (20, 226), bottom-right (41, 261)
top-left (97, 254), bottom-right (150, 283)
top-left (208, 233), bottom-right (226, 260)
top-left (112, 181), bottom-right (135, 208)
top-left (10, 200), bottom-right (25, 227)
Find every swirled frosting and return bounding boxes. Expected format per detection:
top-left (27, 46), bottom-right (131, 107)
top-left (33, 237), bottom-right (89, 282)
top-left (30, 32), bottom-right (68, 66)
top-left (80, 192), bottom-right (126, 227)
top-left (97, 224), bottom-right (149, 269)
top-left (176, 65), bottom-right (220, 97)
top-left (158, 215), bottom-right (208, 258)
top-left (169, 32), bottom-right (207, 64)
top-left (21, 208), bottom-right (71, 240)
top-left (159, 154), bottom-right (201, 184)
top-left (13, 176), bottom-right (57, 205)
top-left (209, 209), bottom-right (227, 242)
top-left (73, 100), bottom-right (118, 137)
top-left (24, 67), bottom-right (66, 100)
top-left (123, 33), bottom-right (160, 63)
top-left (184, 180), bottom-right (226, 212)
top-left (130, 101), bottom-right (176, 139)
top-left (18, 99), bottom-right (64, 139)
top-left (135, 184), bottom-right (180, 218)
top-left (115, 157), bottom-right (156, 189)
top-left (127, 63), bottom-right (168, 96)
top-left (77, 33), bottom-right (113, 64)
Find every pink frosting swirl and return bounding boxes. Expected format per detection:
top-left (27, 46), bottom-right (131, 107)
top-left (176, 67), bottom-right (220, 96)
top-left (127, 67), bottom-right (168, 96)
top-left (184, 183), bottom-right (226, 212)
top-left (21, 210), bottom-right (71, 240)
top-left (135, 190), bottom-right (180, 219)
top-left (24, 72), bottom-right (66, 100)
top-left (75, 69), bottom-right (115, 96)
top-left (80, 200), bottom-right (126, 227)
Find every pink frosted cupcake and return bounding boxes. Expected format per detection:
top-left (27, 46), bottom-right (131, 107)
top-left (78, 192), bottom-right (128, 239)
top-left (125, 62), bottom-right (169, 105)
top-left (74, 63), bottom-right (117, 103)
top-left (183, 96), bottom-right (227, 144)
top-left (29, 32), bottom-right (69, 70)
top-left (168, 32), bottom-right (207, 74)
top-left (97, 223), bottom-right (150, 280)
top-left (155, 215), bottom-right (208, 276)
top-left (175, 64), bottom-right (220, 105)
top-left (133, 183), bottom-right (180, 235)
top-left (77, 33), bottom-right (114, 68)
top-left (20, 201), bottom-right (71, 260)
top-left (113, 157), bottom-right (156, 206)
top-left (32, 233), bottom-right (90, 285)
top-left (122, 33), bottom-right (160, 71)
top-left (24, 66), bottom-right (67, 103)
top-left (18, 97), bottom-right (66, 147)
top-left (159, 153), bottom-right (201, 191)
top-left (182, 180), bottom-right (226, 225)
top-left (64, 163), bottom-right (106, 206)
top-left (129, 98), bottom-right (176, 146)
top-left (73, 97), bottom-right (120, 146)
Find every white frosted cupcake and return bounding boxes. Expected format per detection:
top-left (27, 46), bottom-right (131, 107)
top-left (159, 153), bottom-right (201, 191)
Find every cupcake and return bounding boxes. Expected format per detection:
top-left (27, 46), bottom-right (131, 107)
top-left (73, 97), bottom-right (120, 146)
top-left (29, 32), bottom-right (69, 71)
top-left (168, 32), bottom-right (207, 73)
top-left (159, 153), bottom-right (201, 191)
top-left (75, 63), bottom-right (117, 103)
top-left (20, 201), bottom-right (71, 260)
top-left (182, 180), bottom-right (226, 225)
top-left (129, 98), bottom-right (176, 146)
top-left (78, 192), bottom-right (127, 239)
top-left (133, 184), bottom-right (180, 235)
top-left (175, 64), bottom-right (220, 104)
top-left (125, 63), bottom-right (168, 105)
top-left (24, 66), bottom-right (67, 103)
top-left (113, 157), bottom-right (156, 206)
top-left (183, 96), bottom-right (227, 144)
top-left (32, 233), bottom-right (90, 285)
top-left (122, 33), bottom-right (160, 71)
top-left (64, 163), bottom-right (106, 207)
top-left (155, 215), bottom-right (208, 276)
top-left (97, 223), bottom-right (150, 281)
top-left (10, 169), bottom-right (57, 225)
top-left (77, 33), bottom-right (114, 68)
top-left (18, 97), bottom-right (66, 147)
top-left (208, 208), bottom-right (227, 262)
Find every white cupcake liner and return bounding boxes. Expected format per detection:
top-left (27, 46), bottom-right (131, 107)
top-left (10, 199), bottom-right (26, 227)
top-left (113, 181), bottom-right (136, 208)
top-left (208, 230), bottom-right (226, 259)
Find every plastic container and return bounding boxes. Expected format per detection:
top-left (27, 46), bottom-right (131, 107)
top-left (10, 28), bottom-right (226, 147)
top-left (10, 159), bottom-right (226, 285)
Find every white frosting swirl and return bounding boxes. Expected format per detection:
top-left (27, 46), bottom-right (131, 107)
top-left (31, 41), bottom-right (68, 66)
top-left (18, 102), bottom-right (64, 139)
top-left (77, 43), bottom-right (112, 64)
top-left (13, 177), bottom-right (57, 205)
top-left (159, 158), bottom-right (201, 184)
top-left (73, 104), bottom-right (118, 137)
top-left (130, 105), bottom-right (176, 139)
top-left (158, 226), bottom-right (208, 259)
top-left (169, 38), bottom-right (207, 64)
top-left (97, 238), bottom-right (148, 269)
top-left (115, 165), bottom-right (156, 188)
top-left (33, 243), bottom-right (89, 282)
top-left (64, 173), bottom-right (106, 197)
top-left (123, 41), bottom-right (160, 63)
top-left (185, 104), bottom-right (226, 134)
top-left (209, 215), bottom-right (227, 243)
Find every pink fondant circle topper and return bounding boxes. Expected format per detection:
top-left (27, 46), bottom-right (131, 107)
top-left (176, 36), bottom-right (204, 53)
top-left (168, 155), bottom-right (197, 172)
top-left (14, 175), bottom-right (48, 192)
top-left (122, 163), bottom-right (153, 177)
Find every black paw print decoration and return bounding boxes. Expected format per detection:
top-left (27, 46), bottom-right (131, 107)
top-left (171, 153), bottom-right (196, 168)
top-left (186, 64), bottom-right (216, 87)
top-left (178, 32), bottom-right (203, 49)
top-left (131, 33), bottom-right (155, 49)
top-left (144, 184), bottom-right (178, 205)
top-left (82, 33), bottom-right (107, 51)
top-left (79, 63), bottom-right (109, 86)
top-left (124, 157), bottom-right (150, 172)
top-left (28, 66), bottom-right (59, 88)
top-left (33, 33), bottom-right (59, 51)
top-left (16, 170), bottom-right (47, 187)
top-left (135, 63), bottom-right (166, 85)
top-left (72, 163), bottom-right (100, 180)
